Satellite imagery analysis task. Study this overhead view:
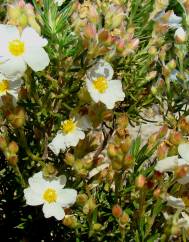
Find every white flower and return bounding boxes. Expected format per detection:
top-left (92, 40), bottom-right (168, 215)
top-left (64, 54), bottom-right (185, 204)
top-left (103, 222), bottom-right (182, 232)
top-left (166, 195), bottom-right (185, 209)
top-left (0, 25), bottom-right (50, 79)
top-left (0, 73), bottom-right (22, 103)
top-left (86, 59), bottom-right (125, 109)
top-left (167, 11), bottom-right (182, 29)
top-left (48, 118), bottom-right (85, 155)
top-left (175, 27), bottom-right (187, 43)
top-left (24, 171), bottom-right (77, 220)
top-left (155, 143), bottom-right (189, 184)
top-left (155, 156), bottom-right (178, 172)
top-left (54, 0), bottom-right (65, 6)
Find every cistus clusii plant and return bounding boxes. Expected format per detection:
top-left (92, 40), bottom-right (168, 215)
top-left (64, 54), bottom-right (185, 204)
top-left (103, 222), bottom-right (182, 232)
top-left (1, 0), bottom-right (189, 242)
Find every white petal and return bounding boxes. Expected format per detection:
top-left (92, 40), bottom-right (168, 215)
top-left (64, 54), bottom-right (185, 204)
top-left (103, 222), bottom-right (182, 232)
top-left (49, 175), bottom-right (67, 189)
top-left (24, 47), bottom-right (50, 72)
top-left (64, 129), bottom-right (85, 147)
top-left (178, 158), bottom-right (189, 166)
top-left (86, 78), bottom-right (101, 103)
top-left (48, 132), bottom-right (66, 155)
top-left (154, 156), bottom-right (178, 172)
top-left (178, 143), bottom-right (189, 162)
top-left (100, 80), bottom-right (125, 109)
top-left (177, 173), bottom-right (189, 185)
top-left (57, 188), bottom-right (77, 207)
top-left (0, 57), bottom-right (26, 79)
top-left (87, 59), bottom-right (114, 81)
top-left (28, 171), bottom-right (48, 194)
top-left (166, 195), bottom-right (185, 209)
top-left (42, 203), bottom-right (65, 220)
top-left (21, 27), bottom-right (48, 47)
top-left (24, 187), bottom-right (43, 206)
top-left (0, 24), bottom-right (20, 43)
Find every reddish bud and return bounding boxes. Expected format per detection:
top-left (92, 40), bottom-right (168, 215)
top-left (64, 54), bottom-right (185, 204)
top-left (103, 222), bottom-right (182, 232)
top-left (112, 204), bottom-right (122, 218)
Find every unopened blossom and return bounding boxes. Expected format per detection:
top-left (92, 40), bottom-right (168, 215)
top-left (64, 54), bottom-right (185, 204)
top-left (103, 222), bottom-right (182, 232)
top-left (0, 73), bottom-right (22, 103)
top-left (174, 27), bottom-right (187, 43)
top-left (54, 0), bottom-right (65, 6)
top-left (0, 25), bottom-right (50, 79)
top-left (86, 59), bottom-right (125, 109)
top-left (48, 118), bottom-right (85, 155)
top-left (166, 195), bottom-right (185, 209)
top-left (155, 143), bottom-right (189, 184)
top-left (24, 171), bottom-right (77, 220)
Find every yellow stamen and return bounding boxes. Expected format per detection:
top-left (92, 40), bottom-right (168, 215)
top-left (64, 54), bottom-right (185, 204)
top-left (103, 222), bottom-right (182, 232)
top-left (9, 39), bottom-right (25, 56)
top-left (61, 119), bottom-right (76, 134)
top-left (0, 80), bottom-right (9, 93)
top-left (93, 76), bottom-right (108, 93)
top-left (43, 188), bottom-right (57, 203)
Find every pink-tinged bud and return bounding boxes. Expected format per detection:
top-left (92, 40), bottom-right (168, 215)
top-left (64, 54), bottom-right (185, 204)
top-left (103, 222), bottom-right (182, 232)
top-left (175, 27), bottom-right (187, 44)
top-left (88, 5), bottom-right (100, 24)
top-left (0, 136), bottom-right (7, 151)
top-left (158, 125), bottom-right (168, 138)
top-left (169, 131), bottom-right (183, 145)
top-left (153, 188), bottom-right (161, 198)
top-left (130, 38), bottom-right (139, 50)
top-left (154, 23), bottom-right (169, 34)
top-left (112, 204), bottom-right (123, 218)
top-left (157, 142), bottom-right (169, 160)
top-left (123, 154), bottom-right (134, 168)
top-left (18, 0), bottom-right (26, 8)
top-left (98, 29), bottom-right (109, 42)
top-left (25, 3), bottom-right (34, 11)
top-left (8, 141), bottom-right (19, 154)
top-left (116, 39), bottom-right (125, 52)
top-left (179, 116), bottom-right (189, 134)
top-left (135, 175), bottom-right (146, 188)
top-left (175, 165), bottom-right (189, 178)
top-left (146, 71), bottom-right (157, 81)
top-left (84, 24), bottom-right (96, 39)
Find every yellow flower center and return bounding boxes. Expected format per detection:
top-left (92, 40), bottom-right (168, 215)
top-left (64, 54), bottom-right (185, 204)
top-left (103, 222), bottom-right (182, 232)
top-left (9, 39), bottom-right (25, 56)
top-left (93, 76), bottom-right (108, 93)
top-left (61, 119), bottom-right (76, 134)
top-left (43, 188), bottom-right (57, 203)
top-left (0, 80), bottom-right (9, 93)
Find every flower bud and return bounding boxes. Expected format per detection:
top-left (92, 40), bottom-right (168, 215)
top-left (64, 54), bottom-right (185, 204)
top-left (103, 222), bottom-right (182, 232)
top-left (64, 153), bottom-right (75, 166)
top-left (123, 154), bottom-right (134, 169)
top-left (153, 188), bottom-right (161, 198)
top-left (107, 144), bottom-right (117, 157)
top-left (88, 5), bottom-right (100, 24)
top-left (119, 213), bottom-right (129, 225)
top-left (175, 27), bottom-right (187, 44)
top-left (179, 116), bottom-right (189, 134)
top-left (157, 142), bottom-right (169, 160)
top-left (158, 124), bottom-right (168, 138)
top-left (0, 136), bottom-right (7, 151)
top-left (111, 159), bottom-right (123, 170)
top-left (6, 154), bottom-right (18, 166)
top-left (112, 204), bottom-right (122, 218)
top-left (84, 24), bottom-right (96, 39)
top-left (169, 131), bottom-right (183, 145)
top-left (76, 193), bottom-right (88, 206)
top-left (167, 59), bottom-right (176, 70)
top-left (8, 141), bottom-right (19, 154)
top-left (120, 136), bottom-right (132, 153)
top-left (43, 163), bottom-right (57, 178)
top-left (92, 223), bottom-right (102, 231)
top-left (135, 175), bottom-right (146, 188)
top-left (83, 197), bottom-right (96, 214)
top-left (63, 215), bottom-right (78, 229)
top-left (117, 114), bottom-right (128, 129)
top-left (7, 107), bottom-right (26, 128)
top-left (175, 165), bottom-right (189, 178)
top-left (146, 71), bottom-right (157, 81)
top-left (148, 46), bottom-right (158, 56)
